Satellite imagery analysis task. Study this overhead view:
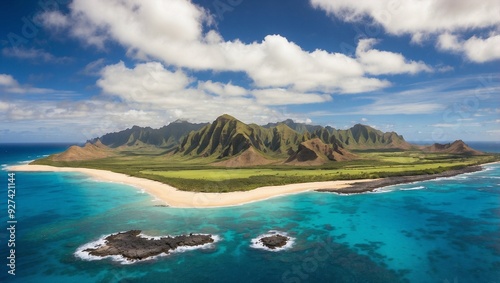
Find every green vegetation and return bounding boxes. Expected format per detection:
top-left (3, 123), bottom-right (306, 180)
top-left (31, 114), bottom-right (499, 192)
top-left (33, 150), bottom-right (499, 193)
top-left (93, 114), bottom-right (413, 162)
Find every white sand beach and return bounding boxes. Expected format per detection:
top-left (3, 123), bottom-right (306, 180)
top-left (8, 164), bottom-right (372, 208)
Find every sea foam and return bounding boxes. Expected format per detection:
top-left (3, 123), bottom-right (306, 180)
top-left (372, 184), bottom-right (427, 194)
top-left (400, 186), bottom-right (426, 191)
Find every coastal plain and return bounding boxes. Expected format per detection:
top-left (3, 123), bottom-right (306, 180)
top-left (17, 115), bottom-right (499, 205)
top-left (9, 164), bottom-right (373, 208)
top-left (30, 150), bottom-right (498, 192)
top-left (10, 149), bottom-right (496, 208)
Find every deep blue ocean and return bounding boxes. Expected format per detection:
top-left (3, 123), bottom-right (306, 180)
top-left (0, 143), bottom-right (499, 283)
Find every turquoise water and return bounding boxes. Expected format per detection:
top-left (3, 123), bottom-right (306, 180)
top-left (0, 144), bottom-right (499, 283)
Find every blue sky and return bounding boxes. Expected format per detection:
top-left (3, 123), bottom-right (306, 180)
top-left (0, 0), bottom-right (499, 143)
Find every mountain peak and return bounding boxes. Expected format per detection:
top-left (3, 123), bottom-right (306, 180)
top-left (215, 114), bottom-right (238, 122)
top-left (425, 140), bottom-right (482, 155)
top-left (351, 123), bottom-right (372, 130)
top-left (451, 139), bottom-right (465, 145)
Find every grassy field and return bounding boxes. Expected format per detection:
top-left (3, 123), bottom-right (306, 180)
top-left (33, 151), bottom-right (499, 192)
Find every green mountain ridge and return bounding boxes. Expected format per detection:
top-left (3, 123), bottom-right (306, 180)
top-left (175, 115), bottom-right (360, 164)
top-left (43, 114), bottom-right (486, 167)
top-left (331, 124), bottom-right (411, 150)
top-left (92, 120), bottom-right (208, 149)
top-left (264, 119), bottom-right (323, 134)
top-left (176, 115), bottom-right (267, 158)
top-left (286, 138), bottom-right (357, 165)
top-left (64, 113), bottom-right (464, 166)
top-left (90, 114), bottom-right (411, 153)
top-left (265, 120), bottom-right (411, 150)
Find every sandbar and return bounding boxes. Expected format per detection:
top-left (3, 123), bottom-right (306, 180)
top-left (7, 164), bottom-right (373, 208)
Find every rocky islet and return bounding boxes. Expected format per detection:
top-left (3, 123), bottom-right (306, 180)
top-left (82, 230), bottom-right (215, 261)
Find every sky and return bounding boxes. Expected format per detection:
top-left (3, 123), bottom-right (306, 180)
top-left (0, 0), bottom-right (499, 143)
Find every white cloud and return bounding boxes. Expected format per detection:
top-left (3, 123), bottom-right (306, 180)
top-left (2, 47), bottom-right (72, 63)
top-left (1, 63), bottom-right (334, 139)
top-left (437, 33), bottom-right (461, 51)
top-left (438, 33), bottom-right (500, 63)
top-left (360, 102), bottom-right (443, 115)
top-left (0, 73), bottom-right (56, 94)
top-left (198, 81), bottom-right (247, 97)
top-left (0, 74), bottom-right (17, 87)
top-left (310, 0), bottom-right (500, 35)
top-left (98, 61), bottom-right (334, 109)
top-left (252, 88), bottom-right (332, 106)
top-left (437, 65), bottom-right (454, 73)
top-left (37, 10), bottom-right (69, 29)
top-left (93, 61), bottom-right (327, 129)
top-left (81, 58), bottom-right (106, 76)
top-left (38, 0), bottom-right (431, 94)
top-left (356, 39), bottom-right (433, 75)
top-left (319, 74), bottom-right (500, 116)
top-left (431, 123), bottom-right (459, 128)
top-left (1, 96), bottom-right (283, 142)
top-left (98, 61), bottom-right (193, 104)
top-left (462, 35), bottom-right (500, 63)
top-left (0, 101), bottom-right (9, 111)
top-left (311, 0), bottom-right (500, 62)
top-left (237, 35), bottom-right (393, 93)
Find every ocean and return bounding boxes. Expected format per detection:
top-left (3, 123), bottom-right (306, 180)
top-left (0, 143), bottom-right (499, 283)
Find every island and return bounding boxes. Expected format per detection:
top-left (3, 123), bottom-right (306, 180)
top-left (259, 234), bottom-right (290, 250)
top-left (251, 231), bottom-right (294, 251)
top-left (78, 230), bottom-right (216, 262)
top-left (9, 114), bottom-right (499, 208)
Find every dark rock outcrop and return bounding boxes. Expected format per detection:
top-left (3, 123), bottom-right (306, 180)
top-left (84, 230), bottom-right (214, 261)
top-left (259, 234), bottom-right (289, 250)
top-left (318, 165), bottom-right (483, 194)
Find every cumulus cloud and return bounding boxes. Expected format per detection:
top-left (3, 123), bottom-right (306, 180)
top-left (0, 74), bottom-right (17, 86)
top-left (97, 61), bottom-right (193, 105)
top-left (37, 10), bottom-right (69, 29)
top-left (0, 65), bottom-right (333, 141)
top-left (198, 81), bottom-right (247, 97)
top-left (311, 0), bottom-right (500, 62)
top-left (97, 61), bottom-right (334, 110)
top-left (437, 33), bottom-right (500, 63)
top-left (310, 0), bottom-right (500, 35)
top-left (356, 39), bottom-right (433, 75)
top-left (37, 0), bottom-right (431, 94)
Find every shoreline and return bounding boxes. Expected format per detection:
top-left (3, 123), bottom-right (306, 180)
top-left (319, 165), bottom-right (484, 194)
top-left (7, 163), bottom-right (492, 207)
top-left (7, 164), bottom-right (373, 208)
